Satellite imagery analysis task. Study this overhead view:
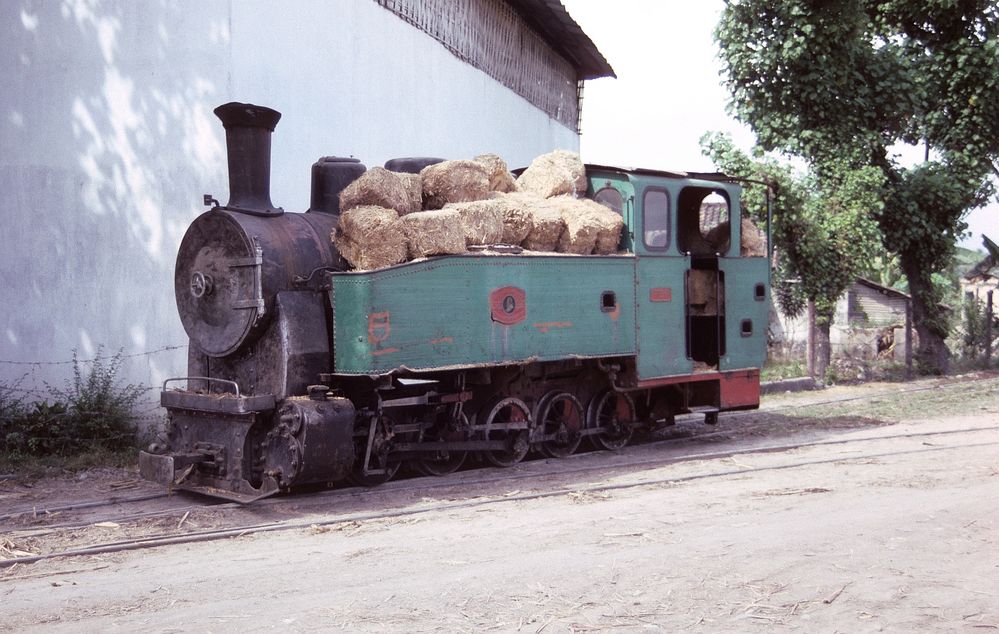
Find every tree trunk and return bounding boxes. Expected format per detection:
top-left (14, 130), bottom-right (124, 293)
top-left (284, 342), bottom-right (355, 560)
top-left (901, 253), bottom-right (950, 374)
top-left (815, 308), bottom-right (833, 380)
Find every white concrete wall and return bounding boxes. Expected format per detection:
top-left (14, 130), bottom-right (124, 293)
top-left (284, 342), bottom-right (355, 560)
top-left (0, 0), bottom-right (578, 404)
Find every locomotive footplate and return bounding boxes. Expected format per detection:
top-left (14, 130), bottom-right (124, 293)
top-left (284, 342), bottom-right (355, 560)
top-left (142, 387), bottom-right (357, 503)
top-left (138, 450), bottom-right (280, 503)
top-left (143, 387), bottom-right (283, 503)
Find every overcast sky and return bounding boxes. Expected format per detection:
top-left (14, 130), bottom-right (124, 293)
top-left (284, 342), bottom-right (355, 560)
top-left (562, 0), bottom-right (997, 252)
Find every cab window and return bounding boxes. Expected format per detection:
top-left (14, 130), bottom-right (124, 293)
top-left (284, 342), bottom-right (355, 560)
top-left (643, 188), bottom-right (670, 249)
top-left (593, 186), bottom-right (624, 215)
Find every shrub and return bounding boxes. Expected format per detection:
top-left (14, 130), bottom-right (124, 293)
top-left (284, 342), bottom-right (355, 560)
top-left (0, 348), bottom-right (144, 458)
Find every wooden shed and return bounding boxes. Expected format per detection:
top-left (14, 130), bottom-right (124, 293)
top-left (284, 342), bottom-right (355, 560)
top-left (774, 278), bottom-right (911, 360)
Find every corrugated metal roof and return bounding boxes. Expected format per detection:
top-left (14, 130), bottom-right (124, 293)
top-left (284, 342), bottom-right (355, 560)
top-left (505, 0), bottom-right (615, 79)
top-left (855, 277), bottom-right (910, 301)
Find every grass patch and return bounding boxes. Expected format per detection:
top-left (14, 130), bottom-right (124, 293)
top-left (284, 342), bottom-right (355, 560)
top-left (787, 375), bottom-right (999, 422)
top-left (0, 446), bottom-right (139, 479)
top-left (761, 358), bottom-right (808, 382)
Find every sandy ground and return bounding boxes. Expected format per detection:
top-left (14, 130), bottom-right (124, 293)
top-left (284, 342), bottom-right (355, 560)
top-left (1, 381), bottom-right (998, 632)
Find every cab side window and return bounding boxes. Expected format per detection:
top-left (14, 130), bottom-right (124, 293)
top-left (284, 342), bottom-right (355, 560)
top-left (643, 189), bottom-right (670, 249)
top-left (594, 186), bottom-right (624, 215)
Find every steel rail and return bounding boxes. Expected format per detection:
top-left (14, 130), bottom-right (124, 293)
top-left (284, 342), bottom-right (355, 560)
top-left (2, 426), bottom-right (998, 570)
top-left (3, 373), bottom-right (995, 532)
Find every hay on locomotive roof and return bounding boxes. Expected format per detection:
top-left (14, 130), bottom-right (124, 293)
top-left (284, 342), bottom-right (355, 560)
top-left (550, 196), bottom-right (601, 255)
top-left (516, 149), bottom-right (588, 199)
top-left (333, 205), bottom-right (408, 271)
top-left (506, 192), bottom-right (565, 251)
top-left (338, 167), bottom-right (411, 215)
top-left (474, 153), bottom-right (518, 193)
top-left (401, 208), bottom-right (467, 259)
top-left (391, 171), bottom-right (423, 215)
top-left (445, 198), bottom-right (506, 246)
top-left (420, 160), bottom-right (491, 210)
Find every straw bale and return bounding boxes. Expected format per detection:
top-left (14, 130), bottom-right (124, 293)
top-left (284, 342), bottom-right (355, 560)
top-left (516, 150), bottom-right (587, 199)
top-left (445, 199), bottom-right (506, 246)
top-left (491, 193), bottom-right (534, 244)
top-left (338, 167), bottom-right (410, 215)
top-left (550, 196), bottom-right (600, 254)
top-left (420, 160), bottom-right (491, 209)
top-left (392, 171), bottom-right (423, 215)
top-left (741, 216), bottom-right (766, 257)
top-left (688, 269), bottom-right (722, 316)
top-left (701, 216), bottom-right (767, 257)
top-left (333, 206), bottom-right (408, 271)
top-left (401, 208), bottom-right (467, 259)
top-left (504, 192), bottom-right (564, 251)
top-left (579, 198), bottom-right (623, 254)
top-left (474, 153), bottom-right (518, 193)
top-left (702, 221), bottom-right (730, 253)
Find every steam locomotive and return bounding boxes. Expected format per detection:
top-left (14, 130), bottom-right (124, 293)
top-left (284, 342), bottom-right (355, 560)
top-left (139, 103), bottom-right (770, 502)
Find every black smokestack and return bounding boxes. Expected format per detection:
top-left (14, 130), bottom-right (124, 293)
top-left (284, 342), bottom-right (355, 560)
top-left (213, 102), bottom-right (283, 216)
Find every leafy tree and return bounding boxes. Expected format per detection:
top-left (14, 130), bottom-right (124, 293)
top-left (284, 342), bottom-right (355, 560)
top-left (701, 133), bottom-right (881, 373)
top-left (716, 0), bottom-right (999, 373)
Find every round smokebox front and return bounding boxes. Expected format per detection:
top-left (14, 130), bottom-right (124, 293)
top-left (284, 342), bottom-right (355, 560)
top-left (174, 211), bottom-right (265, 357)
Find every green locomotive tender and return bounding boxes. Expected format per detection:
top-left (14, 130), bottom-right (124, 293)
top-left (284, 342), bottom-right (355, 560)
top-left (139, 104), bottom-right (770, 501)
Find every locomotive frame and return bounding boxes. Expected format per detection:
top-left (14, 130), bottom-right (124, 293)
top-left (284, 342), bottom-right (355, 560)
top-left (139, 103), bottom-right (771, 502)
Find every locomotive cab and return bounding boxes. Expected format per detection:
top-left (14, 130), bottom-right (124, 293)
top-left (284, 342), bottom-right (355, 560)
top-left (584, 166), bottom-right (769, 418)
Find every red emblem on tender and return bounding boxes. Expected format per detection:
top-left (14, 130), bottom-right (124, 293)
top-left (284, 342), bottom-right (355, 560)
top-left (490, 286), bottom-right (526, 325)
top-left (368, 311), bottom-right (391, 344)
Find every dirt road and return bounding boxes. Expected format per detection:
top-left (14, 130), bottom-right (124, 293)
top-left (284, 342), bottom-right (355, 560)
top-left (2, 378), bottom-right (998, 632)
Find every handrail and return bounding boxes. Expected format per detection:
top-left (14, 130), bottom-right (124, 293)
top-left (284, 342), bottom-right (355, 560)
top-left (162, 377), bottom-right (241, 398)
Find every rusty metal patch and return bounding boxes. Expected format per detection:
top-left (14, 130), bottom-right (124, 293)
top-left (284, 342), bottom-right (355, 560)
top-left (368, 311), bottom-right (391, 343)
top-left (533, 321), bottom-right (573, 333)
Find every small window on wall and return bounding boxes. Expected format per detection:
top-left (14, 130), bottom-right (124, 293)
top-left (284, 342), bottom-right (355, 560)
top-left (593, 186), bottom-right (624, 215)
top-left (643, 189), bottom-right (670, 249)
top-left (678, 187), bottom-right (731, 255)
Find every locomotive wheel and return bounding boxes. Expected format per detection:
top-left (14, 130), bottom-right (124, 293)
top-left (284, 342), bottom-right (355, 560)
top-left (536, 392), bottom-right (584, 459)
top-left (349, 414), bottom-right (401, 487)
top-left (350, 460), bottom-right (400, 487)
top-left (480, 397), bottom-right (532, 468)
top-left (589, 390), bottom-right (635, 451)
top-left (415, 413), bottom-right (470, 477)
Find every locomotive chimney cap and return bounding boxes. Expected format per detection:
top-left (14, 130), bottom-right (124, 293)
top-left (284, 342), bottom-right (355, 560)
top-left (214, 102), bottom-right (281, 131)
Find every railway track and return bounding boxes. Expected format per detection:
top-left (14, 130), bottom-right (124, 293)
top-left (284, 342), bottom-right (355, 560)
top-left (1, 373), bottom-right (994, 539)
top-left (0, 370), bottom-right (989, 536)
top-left (2, 418), bottom-right (997, 571)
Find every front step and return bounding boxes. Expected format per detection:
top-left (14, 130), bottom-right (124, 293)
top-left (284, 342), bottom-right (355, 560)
top-left (675, 405), bottom-right (720, 425)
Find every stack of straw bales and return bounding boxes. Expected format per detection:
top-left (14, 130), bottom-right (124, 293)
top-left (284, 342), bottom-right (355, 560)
top-left (332, 150), bottom-right (624, 270)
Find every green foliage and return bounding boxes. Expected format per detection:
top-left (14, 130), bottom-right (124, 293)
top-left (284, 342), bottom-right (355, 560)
top-left (952, 246), bottom-right (987, 279)
top-left (715, 0), bottom-right (999, 372)
top-left (958, 294), bottom-right (998, 360)
top-left (761, 358), bottom-right (808, 382)
top-left (0, 348), bottom-right (143, 459)
top-left (700, 133), bottom-right (881, 323)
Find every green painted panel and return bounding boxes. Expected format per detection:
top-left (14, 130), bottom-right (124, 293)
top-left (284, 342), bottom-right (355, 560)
top-left (635, 255), bottom-right (692, 379)
top-left (330, 255), bottom-right (637, 374)
top-left (718, 257), bottom-right (769, 370)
